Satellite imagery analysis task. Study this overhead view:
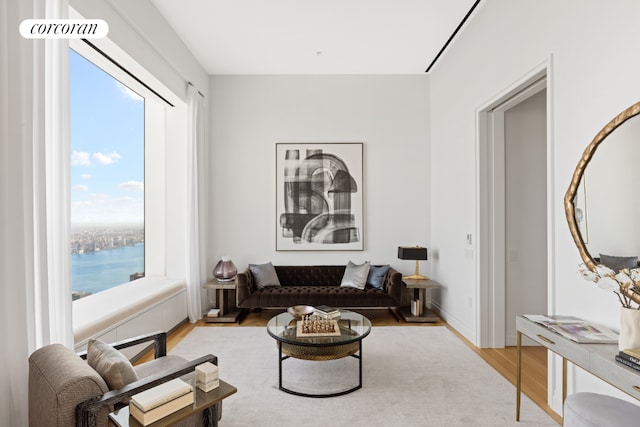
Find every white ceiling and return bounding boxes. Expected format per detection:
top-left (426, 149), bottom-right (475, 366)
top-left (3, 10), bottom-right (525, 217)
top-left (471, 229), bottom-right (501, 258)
top-left (150, 0), bottom-right (480, 75)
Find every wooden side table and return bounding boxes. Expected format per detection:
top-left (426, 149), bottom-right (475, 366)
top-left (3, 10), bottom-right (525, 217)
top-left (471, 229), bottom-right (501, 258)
top-left (203, 279), bottom-right (247, 323)
top-left (109, 380), bottom-right (237, 427)
top-left (397, 278), bottom-right (440, 323)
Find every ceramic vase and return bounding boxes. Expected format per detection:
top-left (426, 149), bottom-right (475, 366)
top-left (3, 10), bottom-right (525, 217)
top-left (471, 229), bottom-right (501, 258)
top-left (213, 256), bottom-right (237, 282)
top-left (619, 307), bottom-right (640, 351)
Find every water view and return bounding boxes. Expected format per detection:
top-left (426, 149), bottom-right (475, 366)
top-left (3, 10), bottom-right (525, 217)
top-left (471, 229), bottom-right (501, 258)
top-left (72, 243), bottom-right (144, 298)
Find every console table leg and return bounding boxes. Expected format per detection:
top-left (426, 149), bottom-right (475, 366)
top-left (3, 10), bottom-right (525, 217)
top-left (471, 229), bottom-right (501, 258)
top-left (516, 331), bottom-right (522, 421)
top-left (562, 357), bottom-right (567, 412)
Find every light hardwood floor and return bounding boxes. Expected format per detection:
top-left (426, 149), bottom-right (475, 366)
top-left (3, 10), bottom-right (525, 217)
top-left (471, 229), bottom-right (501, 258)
top-left (139, 309), bottom-right (562, 425)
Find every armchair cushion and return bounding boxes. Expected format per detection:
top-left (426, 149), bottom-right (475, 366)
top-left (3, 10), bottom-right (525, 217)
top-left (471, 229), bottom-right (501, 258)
top-left (87, 339), bottom-right (138, 390)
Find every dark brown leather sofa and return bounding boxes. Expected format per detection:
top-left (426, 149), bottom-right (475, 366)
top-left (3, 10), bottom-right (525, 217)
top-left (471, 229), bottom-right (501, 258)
top-left (236, 265), bottom-right (402, 309)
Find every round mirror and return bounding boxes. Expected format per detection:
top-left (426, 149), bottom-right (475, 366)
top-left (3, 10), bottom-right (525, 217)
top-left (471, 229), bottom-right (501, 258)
top-left (565, 101), bottom-right (640, 303)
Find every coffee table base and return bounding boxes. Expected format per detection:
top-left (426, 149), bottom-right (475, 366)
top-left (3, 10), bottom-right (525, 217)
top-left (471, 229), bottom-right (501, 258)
top-left (278, 340), bottom-right (363, 398)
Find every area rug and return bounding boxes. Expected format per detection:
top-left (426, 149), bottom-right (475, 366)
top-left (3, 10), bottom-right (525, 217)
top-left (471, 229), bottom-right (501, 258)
top-left (169, 326), bottom-right (557, 426)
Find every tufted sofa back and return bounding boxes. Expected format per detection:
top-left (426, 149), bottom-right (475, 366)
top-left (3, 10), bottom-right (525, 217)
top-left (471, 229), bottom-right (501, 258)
top-left (274, 265), bottom-right (346, 287)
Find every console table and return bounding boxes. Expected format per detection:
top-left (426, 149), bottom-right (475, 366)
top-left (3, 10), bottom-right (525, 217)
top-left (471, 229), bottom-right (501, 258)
top-left (516, 315), bottom-right (640, 421)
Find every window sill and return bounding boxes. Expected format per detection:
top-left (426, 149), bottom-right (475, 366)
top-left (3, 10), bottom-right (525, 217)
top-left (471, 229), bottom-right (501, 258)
top-left (72, 276), bottom-right (186, 345)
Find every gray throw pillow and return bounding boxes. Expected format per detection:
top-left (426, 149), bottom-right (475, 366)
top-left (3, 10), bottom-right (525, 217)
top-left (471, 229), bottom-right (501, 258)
top-left (599, 254), bottom-right (638, 272)
top-left (367, 264), bottom-right (390, 289)
top-left (87, 338), bottom-right (137, 390)
top-left (340, 261), bottom-right (371, 290)
top-left (249, 262), bottom-right (281, 289)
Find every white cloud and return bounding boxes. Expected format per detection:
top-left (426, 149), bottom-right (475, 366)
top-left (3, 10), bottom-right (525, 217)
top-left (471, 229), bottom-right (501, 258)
top-left (119, 181), bottom-right (144, 192)
top-left (80, 174), bottom-right (91, 180)
top-left (72, 184), bottom-right (89, 192)
top-left (71, 150), bottom-right (91, 166)
top-left (93, 151), bottom-right (121, 165)
top-left (71, 193), bottom-right (143, 224)
top-left (116, 81), bottom-right (143, 102)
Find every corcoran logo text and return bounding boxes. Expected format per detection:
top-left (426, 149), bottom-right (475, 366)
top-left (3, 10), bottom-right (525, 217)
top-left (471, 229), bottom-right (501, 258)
top-left (20, 19), bottom-right (109, 39)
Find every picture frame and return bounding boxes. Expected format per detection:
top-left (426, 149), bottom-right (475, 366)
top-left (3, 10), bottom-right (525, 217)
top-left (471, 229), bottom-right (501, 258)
top-left (276, 142), bottom-right (363, 251)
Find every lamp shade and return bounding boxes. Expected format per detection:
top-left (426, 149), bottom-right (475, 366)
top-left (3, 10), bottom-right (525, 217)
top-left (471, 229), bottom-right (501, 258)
top-left (398, 246), bottom-right (428, 261)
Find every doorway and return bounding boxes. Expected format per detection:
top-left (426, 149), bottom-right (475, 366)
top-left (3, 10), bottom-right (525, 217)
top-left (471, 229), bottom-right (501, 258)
top-left (503, 89), bottom-right (548, 345)
top-left (477, 67), bottom-right (552, 349)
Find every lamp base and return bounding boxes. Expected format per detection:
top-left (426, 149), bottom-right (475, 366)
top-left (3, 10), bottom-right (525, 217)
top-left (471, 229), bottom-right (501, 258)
top-left (402, 274), bottom-right (429, 281)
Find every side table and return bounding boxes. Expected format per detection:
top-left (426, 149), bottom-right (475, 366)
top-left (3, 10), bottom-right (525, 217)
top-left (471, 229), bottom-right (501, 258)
top-left (203, 279), bottom-right (247, 323)
top-left (397, 278), bottom-right (440, 323)
top-left (109, 379), bottom-right (237, 427)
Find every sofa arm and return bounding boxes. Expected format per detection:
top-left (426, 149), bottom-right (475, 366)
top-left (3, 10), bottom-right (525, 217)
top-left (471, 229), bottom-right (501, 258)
top-left (236, 270), bottom-right (254, 307)
top-left (385, 268), bottom-right (403, 305)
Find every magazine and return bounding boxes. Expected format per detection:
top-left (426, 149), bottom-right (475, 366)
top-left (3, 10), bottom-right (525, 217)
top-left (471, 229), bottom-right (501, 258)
top-left (523, 314), bottom-right (619, 344)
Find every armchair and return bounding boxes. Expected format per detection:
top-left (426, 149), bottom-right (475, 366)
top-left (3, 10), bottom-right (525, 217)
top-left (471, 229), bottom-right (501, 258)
top-left (29, 331), bottom-right (221, 427)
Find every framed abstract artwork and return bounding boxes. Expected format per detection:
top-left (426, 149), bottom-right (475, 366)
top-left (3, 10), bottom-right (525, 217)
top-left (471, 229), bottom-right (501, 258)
top-left (276, 143), bottom-right (363, 251)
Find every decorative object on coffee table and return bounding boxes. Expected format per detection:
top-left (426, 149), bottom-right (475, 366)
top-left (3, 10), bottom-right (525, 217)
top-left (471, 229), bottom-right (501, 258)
top-left (398, 245), bottom-right (428, 280)
top-left (213, 256), bottom-right (237, 281)
top-left (287, 305), bottom-right (314, 319)
top-left (296, 315), bottom-right (341, 337)
top-left (314, 304), bottom-right (340, 319)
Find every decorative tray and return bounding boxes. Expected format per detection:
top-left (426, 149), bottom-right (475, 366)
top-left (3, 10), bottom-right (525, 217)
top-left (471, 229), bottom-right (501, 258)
top-left (296, 318), bottom-right (341, 337)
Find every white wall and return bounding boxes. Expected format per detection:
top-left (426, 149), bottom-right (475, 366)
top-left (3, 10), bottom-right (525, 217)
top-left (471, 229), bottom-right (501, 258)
top-left (430, 0), bottom-right (640, 412)
top-left (208, 75), bottom-right (430, 276)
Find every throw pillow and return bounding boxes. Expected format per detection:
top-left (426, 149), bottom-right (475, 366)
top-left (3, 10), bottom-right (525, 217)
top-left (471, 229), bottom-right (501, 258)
top-left (87, 339), bottom-right (138, 390)
top-left (340, 261), bottom-right (371, 290)
top-left (599, 254), bottom-right (639, 272)
top-left (367, 264), bottom-right (390, 289)
top-left (249, 262), bottom-right (281, 289)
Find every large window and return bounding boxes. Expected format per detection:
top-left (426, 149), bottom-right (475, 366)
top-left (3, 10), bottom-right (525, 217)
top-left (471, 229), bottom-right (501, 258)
top-left (69, 47), bottom-right (145, 300)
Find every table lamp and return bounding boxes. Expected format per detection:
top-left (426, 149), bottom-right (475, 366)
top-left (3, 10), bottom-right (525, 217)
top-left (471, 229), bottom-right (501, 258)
top-left (213, 256), bottom-right (237, 281)
top-left (398, 246), bottom-right (428, 280)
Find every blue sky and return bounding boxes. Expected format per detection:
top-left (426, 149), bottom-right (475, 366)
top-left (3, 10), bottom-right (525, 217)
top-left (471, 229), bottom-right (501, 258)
top-left (69, 49), bottom-right (144, 226)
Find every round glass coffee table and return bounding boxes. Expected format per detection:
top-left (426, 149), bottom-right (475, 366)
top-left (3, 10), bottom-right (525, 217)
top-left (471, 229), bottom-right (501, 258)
top-left (266, 310), bottom-right (371, 397)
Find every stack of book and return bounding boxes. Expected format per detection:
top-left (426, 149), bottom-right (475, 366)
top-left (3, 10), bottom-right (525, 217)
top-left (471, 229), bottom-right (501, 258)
top-left (206, 308), bottom-right (220, 319)
top-left (615, 348), bottom-right (640, 372)
top-left (129, 378), bottom-right (194, 425)
top-left (314, 305), bottom-right (340, 319)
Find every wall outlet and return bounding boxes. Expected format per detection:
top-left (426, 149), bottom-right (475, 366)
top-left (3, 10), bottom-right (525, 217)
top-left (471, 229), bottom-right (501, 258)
top-left (466, 233), bottom-right (473, 245)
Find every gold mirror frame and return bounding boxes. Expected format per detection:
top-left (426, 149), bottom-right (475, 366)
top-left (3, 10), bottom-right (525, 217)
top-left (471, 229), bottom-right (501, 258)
top-left (564, 101), bottom-right (640, 303)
